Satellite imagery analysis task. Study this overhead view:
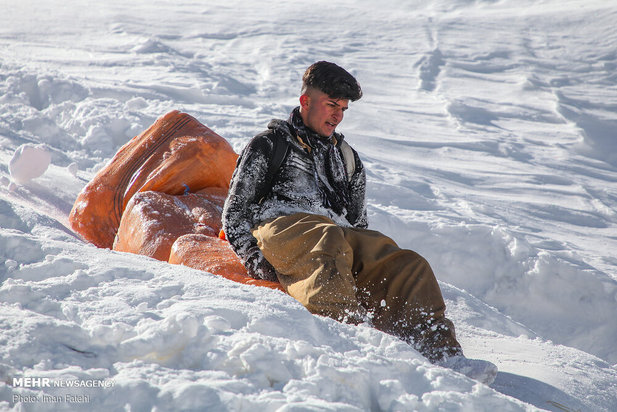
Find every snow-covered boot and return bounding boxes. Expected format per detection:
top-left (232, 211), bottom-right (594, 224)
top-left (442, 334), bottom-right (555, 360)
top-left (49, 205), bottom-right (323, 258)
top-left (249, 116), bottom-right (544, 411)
top-left (438, 355), bottom-right (498, 385)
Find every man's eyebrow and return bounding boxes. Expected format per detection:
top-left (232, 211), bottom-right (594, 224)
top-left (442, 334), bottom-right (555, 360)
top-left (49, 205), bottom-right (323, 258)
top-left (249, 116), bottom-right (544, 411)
top-left (328, 99), bottom-right (348, 108)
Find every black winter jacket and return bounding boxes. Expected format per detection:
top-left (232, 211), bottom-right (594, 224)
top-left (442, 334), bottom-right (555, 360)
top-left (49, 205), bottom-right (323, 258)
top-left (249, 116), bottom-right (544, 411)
top-left (222, 108), bottom-right (368, 281)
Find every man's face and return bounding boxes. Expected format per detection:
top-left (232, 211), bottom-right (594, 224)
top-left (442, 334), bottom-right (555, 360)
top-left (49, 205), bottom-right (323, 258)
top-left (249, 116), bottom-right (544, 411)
top-left (299, 89), bottom-right (349, 138)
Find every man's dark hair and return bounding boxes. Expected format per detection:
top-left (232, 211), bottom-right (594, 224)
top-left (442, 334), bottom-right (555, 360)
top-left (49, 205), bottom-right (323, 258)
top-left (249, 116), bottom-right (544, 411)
top-left (301, 61), bottom-right (362, 101)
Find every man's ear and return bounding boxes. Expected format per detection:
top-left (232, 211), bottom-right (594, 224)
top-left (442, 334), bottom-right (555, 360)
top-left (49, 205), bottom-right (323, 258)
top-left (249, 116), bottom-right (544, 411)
top-left (299, 94), bottom-right (310, 110)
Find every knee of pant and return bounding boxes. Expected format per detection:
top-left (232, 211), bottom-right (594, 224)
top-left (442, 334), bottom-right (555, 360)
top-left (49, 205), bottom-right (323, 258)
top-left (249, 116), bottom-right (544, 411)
top-left (404, 249), bottom-right (427, 264)
top-left (314, 224), bottom-right (349, 254)
top-left (406, 251), bottom-right (434, 274)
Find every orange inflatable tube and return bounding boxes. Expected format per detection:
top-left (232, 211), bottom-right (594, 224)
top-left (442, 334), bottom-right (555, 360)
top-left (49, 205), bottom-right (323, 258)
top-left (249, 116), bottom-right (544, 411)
top-left (113, 189), bottom-right (226, 261)
top-left (69, 110), bottom-right (238, 248)
top-left (69, 110), bottom-right (284, 292)
top-left (169, 234), bottom-right (285, 292)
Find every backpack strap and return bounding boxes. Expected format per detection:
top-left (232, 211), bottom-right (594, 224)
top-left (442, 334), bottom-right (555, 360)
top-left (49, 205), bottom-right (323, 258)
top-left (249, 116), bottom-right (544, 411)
top-left (266, 128), bottom-right (291, 184)
top-left (339, 140), bottom-right (356, 182)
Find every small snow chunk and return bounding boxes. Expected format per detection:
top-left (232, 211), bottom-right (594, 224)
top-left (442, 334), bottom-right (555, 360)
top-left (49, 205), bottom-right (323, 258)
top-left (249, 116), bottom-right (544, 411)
top-left (82, 125), bottom-right (110, 148)
top-left (9, 144), bottom-right (52, 184)
top-left (5, 259), bottom-right (18, 272)
top-left (132, 38), bottom-right (170, 54)
top-left (125, 97), bottom-right (148, 111)
top-left (67, 162), bottom-right (79, 176)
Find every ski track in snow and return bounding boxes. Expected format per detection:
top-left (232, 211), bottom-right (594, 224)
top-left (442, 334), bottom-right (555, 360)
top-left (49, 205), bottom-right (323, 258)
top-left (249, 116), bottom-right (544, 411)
top-left (1, 0), bottom-right (617, 411)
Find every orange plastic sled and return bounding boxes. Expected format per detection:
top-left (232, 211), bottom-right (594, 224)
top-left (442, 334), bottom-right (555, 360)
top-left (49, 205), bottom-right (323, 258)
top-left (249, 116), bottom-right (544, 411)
top-left (69, 110), bottom-right (284, 292)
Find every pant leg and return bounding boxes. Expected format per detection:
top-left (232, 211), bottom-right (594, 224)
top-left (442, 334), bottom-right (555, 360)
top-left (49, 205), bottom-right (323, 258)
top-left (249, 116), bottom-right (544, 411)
top-left (251, 213), bottom-right (365, 323)
top-left (339, 226), bottom-right (461, 361)
top-left (252, 212), bottom-right (461, 361)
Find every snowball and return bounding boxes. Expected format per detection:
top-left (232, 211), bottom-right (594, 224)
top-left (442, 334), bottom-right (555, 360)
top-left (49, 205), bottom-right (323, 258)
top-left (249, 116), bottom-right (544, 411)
top-left (9, 144), bottom-right (52, 184)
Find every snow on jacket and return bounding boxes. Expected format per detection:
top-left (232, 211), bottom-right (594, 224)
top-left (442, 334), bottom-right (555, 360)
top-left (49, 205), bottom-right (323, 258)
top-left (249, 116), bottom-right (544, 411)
top-left (222, 107), bottom-right (368, 281)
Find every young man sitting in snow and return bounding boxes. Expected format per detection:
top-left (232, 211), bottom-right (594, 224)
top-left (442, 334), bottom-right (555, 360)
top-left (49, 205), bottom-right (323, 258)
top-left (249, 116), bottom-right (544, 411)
top-left (222, 61), bottom-right (497, 384)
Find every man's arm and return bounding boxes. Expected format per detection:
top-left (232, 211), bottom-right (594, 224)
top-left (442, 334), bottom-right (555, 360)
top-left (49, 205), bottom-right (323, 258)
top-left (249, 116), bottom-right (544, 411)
top-left (346, 148), bottom-right (368, 229)
top-left (222, 133), bottom-right (278, 281)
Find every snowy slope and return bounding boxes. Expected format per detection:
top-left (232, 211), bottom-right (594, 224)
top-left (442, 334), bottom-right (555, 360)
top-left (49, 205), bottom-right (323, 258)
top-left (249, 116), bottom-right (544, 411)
top-left (1, 0), bottom-right (617, 410)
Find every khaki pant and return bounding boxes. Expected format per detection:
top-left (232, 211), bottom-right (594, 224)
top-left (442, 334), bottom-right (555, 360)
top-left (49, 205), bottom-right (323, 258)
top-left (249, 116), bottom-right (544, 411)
top-left (251, 212), bottom-right (462, 362)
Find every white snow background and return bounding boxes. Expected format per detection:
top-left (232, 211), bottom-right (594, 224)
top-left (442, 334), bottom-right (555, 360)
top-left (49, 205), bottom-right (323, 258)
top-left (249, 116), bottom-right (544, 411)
top-left (1, 0), bottom-right (616, 410)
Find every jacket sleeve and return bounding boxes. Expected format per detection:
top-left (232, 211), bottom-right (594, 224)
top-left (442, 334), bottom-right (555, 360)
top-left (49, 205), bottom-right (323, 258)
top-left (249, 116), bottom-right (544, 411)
top-left (222, 133), bottom-right (278, 281)
top-left (346, 148), bottom-right (368, 229)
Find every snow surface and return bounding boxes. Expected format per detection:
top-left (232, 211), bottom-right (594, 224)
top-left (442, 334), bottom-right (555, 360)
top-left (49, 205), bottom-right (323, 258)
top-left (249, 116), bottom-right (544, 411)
top-left (1, 0), bottom-right (617, 410)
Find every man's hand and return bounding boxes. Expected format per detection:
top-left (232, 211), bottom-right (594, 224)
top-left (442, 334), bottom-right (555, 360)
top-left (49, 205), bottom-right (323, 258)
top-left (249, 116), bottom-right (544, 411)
top-left (244, 247), bottom-right (278, 282)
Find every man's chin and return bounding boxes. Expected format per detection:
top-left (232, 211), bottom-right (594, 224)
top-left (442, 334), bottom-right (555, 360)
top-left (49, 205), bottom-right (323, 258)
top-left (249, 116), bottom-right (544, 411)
top-left (322, 126), bottom-right (336, 137)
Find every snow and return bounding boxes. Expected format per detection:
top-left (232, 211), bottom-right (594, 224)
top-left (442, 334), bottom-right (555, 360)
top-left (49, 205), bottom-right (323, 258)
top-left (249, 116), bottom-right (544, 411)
top-left (8, 144), bottom-right (51, 185)
top-left (1, 0), bottom-right (616, 410)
